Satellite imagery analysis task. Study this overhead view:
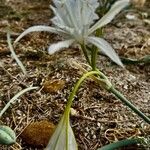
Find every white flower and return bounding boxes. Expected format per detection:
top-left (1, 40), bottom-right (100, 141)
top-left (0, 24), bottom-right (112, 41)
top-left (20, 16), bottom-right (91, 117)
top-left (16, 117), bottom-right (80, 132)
top-left (15, 0), bottom-right (129, 67)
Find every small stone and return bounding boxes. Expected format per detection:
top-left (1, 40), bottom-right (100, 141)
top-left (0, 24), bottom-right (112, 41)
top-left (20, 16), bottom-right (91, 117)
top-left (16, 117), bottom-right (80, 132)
top-left (128, 74), bottom-right (136, 82)
top-left (91, 130), bottom-right (94, 135)
top-left (43, 79), bottom-right (65, 93)
top-left (126, 14), bottom-right (136, 20)
top-left (123, 84), bottom-right (128, 89)
top-left (92, 135), bottom-right (96, 139)
top-left (20, 120), bottom-right (55, 148)
top-left (70, 108), bottom-right (78, 116)
top-left (84, 132), bottom-right (88, 137)
top-left (85, 127), bottom-right (89, 132)
top-left (97, 122), bottom-right (101, 127)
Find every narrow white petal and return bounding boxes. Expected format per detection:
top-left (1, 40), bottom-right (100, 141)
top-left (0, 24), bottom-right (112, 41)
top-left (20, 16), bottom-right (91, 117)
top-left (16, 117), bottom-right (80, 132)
top-left (89, 0), bottom-right (129, 34)
top-left (45, 112), bottom-right (77, 150)
top-left (48, 39), bottom-right (75, 54)
top-left (81, 0), bottom-right (99, 27)
top-left (14, 25), bottom-right (67, 43)
top-left (50, 5), bottom-right (72, 28)
top-left (64, 0), bottom-right (79, 30)
top-left (50, 5), bottom-right (66, 27)
top-left (87, 36), bottom-right (124, 67)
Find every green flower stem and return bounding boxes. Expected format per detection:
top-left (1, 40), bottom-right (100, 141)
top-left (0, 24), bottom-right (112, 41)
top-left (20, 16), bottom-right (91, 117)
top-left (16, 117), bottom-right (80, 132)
top-left (95, 28), bottom-right (104, 37)
top-left (65, 71), bottom-right (100, 117)
top-left (91, 46), bottom-right (98, 71)
top-left (96, 69), bottom-right (150, 124)
top-left (64, 71), bottom-right (100, 150)
top-left (71, 60), bottom-right (150, 124)
top-left (70, 59), bottom-right (112, 90)
top-left (95, 68), bottom-right (150, 124)
top-left (97, 138), bottom-right (141, 150)
top-left (109, 87), bottom-right (150, 124)
top-left (81, 44), bottom-right (91, 66)
top-left (90, 28), bottom-right (103, 71)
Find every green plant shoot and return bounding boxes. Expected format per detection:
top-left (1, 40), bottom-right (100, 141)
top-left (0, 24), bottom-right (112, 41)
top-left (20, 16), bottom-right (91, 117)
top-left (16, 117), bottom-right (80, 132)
top-left (45, 71), bottom-right (100, 150)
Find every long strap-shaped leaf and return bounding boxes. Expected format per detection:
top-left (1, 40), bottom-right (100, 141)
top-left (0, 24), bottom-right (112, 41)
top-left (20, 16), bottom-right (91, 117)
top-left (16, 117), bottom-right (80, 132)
top-left (0, 86), bottom-right (38, 117)
top-left (109, 87), bottom-right (150, 124)
top-left (88, 0), bottom-right (129, 34)
top-left (97, 138), bottom-right (141, 150)
top-left (7, 33), bottom-right (27, 75)
top-left (45, 71), bottom-right (100, 150)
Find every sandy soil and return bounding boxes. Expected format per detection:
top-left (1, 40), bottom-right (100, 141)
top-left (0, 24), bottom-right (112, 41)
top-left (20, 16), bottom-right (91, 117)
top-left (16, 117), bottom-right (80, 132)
top-left (0, 0), bottom-right (149, 150)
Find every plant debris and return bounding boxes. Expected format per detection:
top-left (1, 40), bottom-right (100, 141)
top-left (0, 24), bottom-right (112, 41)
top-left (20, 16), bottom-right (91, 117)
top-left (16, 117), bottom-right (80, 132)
top-left (43, 79), bottom-right (65, 93)
top-left (20, 120), bottom-right (55, 148)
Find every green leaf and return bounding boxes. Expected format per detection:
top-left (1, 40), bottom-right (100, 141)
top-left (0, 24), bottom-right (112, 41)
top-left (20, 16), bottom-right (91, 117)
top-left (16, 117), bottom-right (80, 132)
top-left (97, 138), bottom-right (141, 150)
top-left (0, 86), bottom-right (39, 117)
top-left (45, 71), bottom-right (100, 150)
top-left (89, 0), bottom-right (129, 34)
top-left (7, 32), bottom-right (27, 75)
top-left (0, 126), bottom-right (16, 145)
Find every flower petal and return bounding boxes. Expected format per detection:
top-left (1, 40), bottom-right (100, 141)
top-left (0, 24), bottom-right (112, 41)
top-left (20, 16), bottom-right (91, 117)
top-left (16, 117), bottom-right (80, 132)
top-left (81, 0), bottom-right (99, 27)
top-left (48, 39), bottom-right (75, 54)
top-left (88, 0), bottom-right (129, 34)
top-left (14, 25), bottom-right (67, 43)
top-left (87, 36), bottom-right (124, 67)
top-left (50, 5), bottom-right (71, 28)
top-left (51, 0), bottom-right (99, 32)
top-left (45, 113), bottom-right (77, 150)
